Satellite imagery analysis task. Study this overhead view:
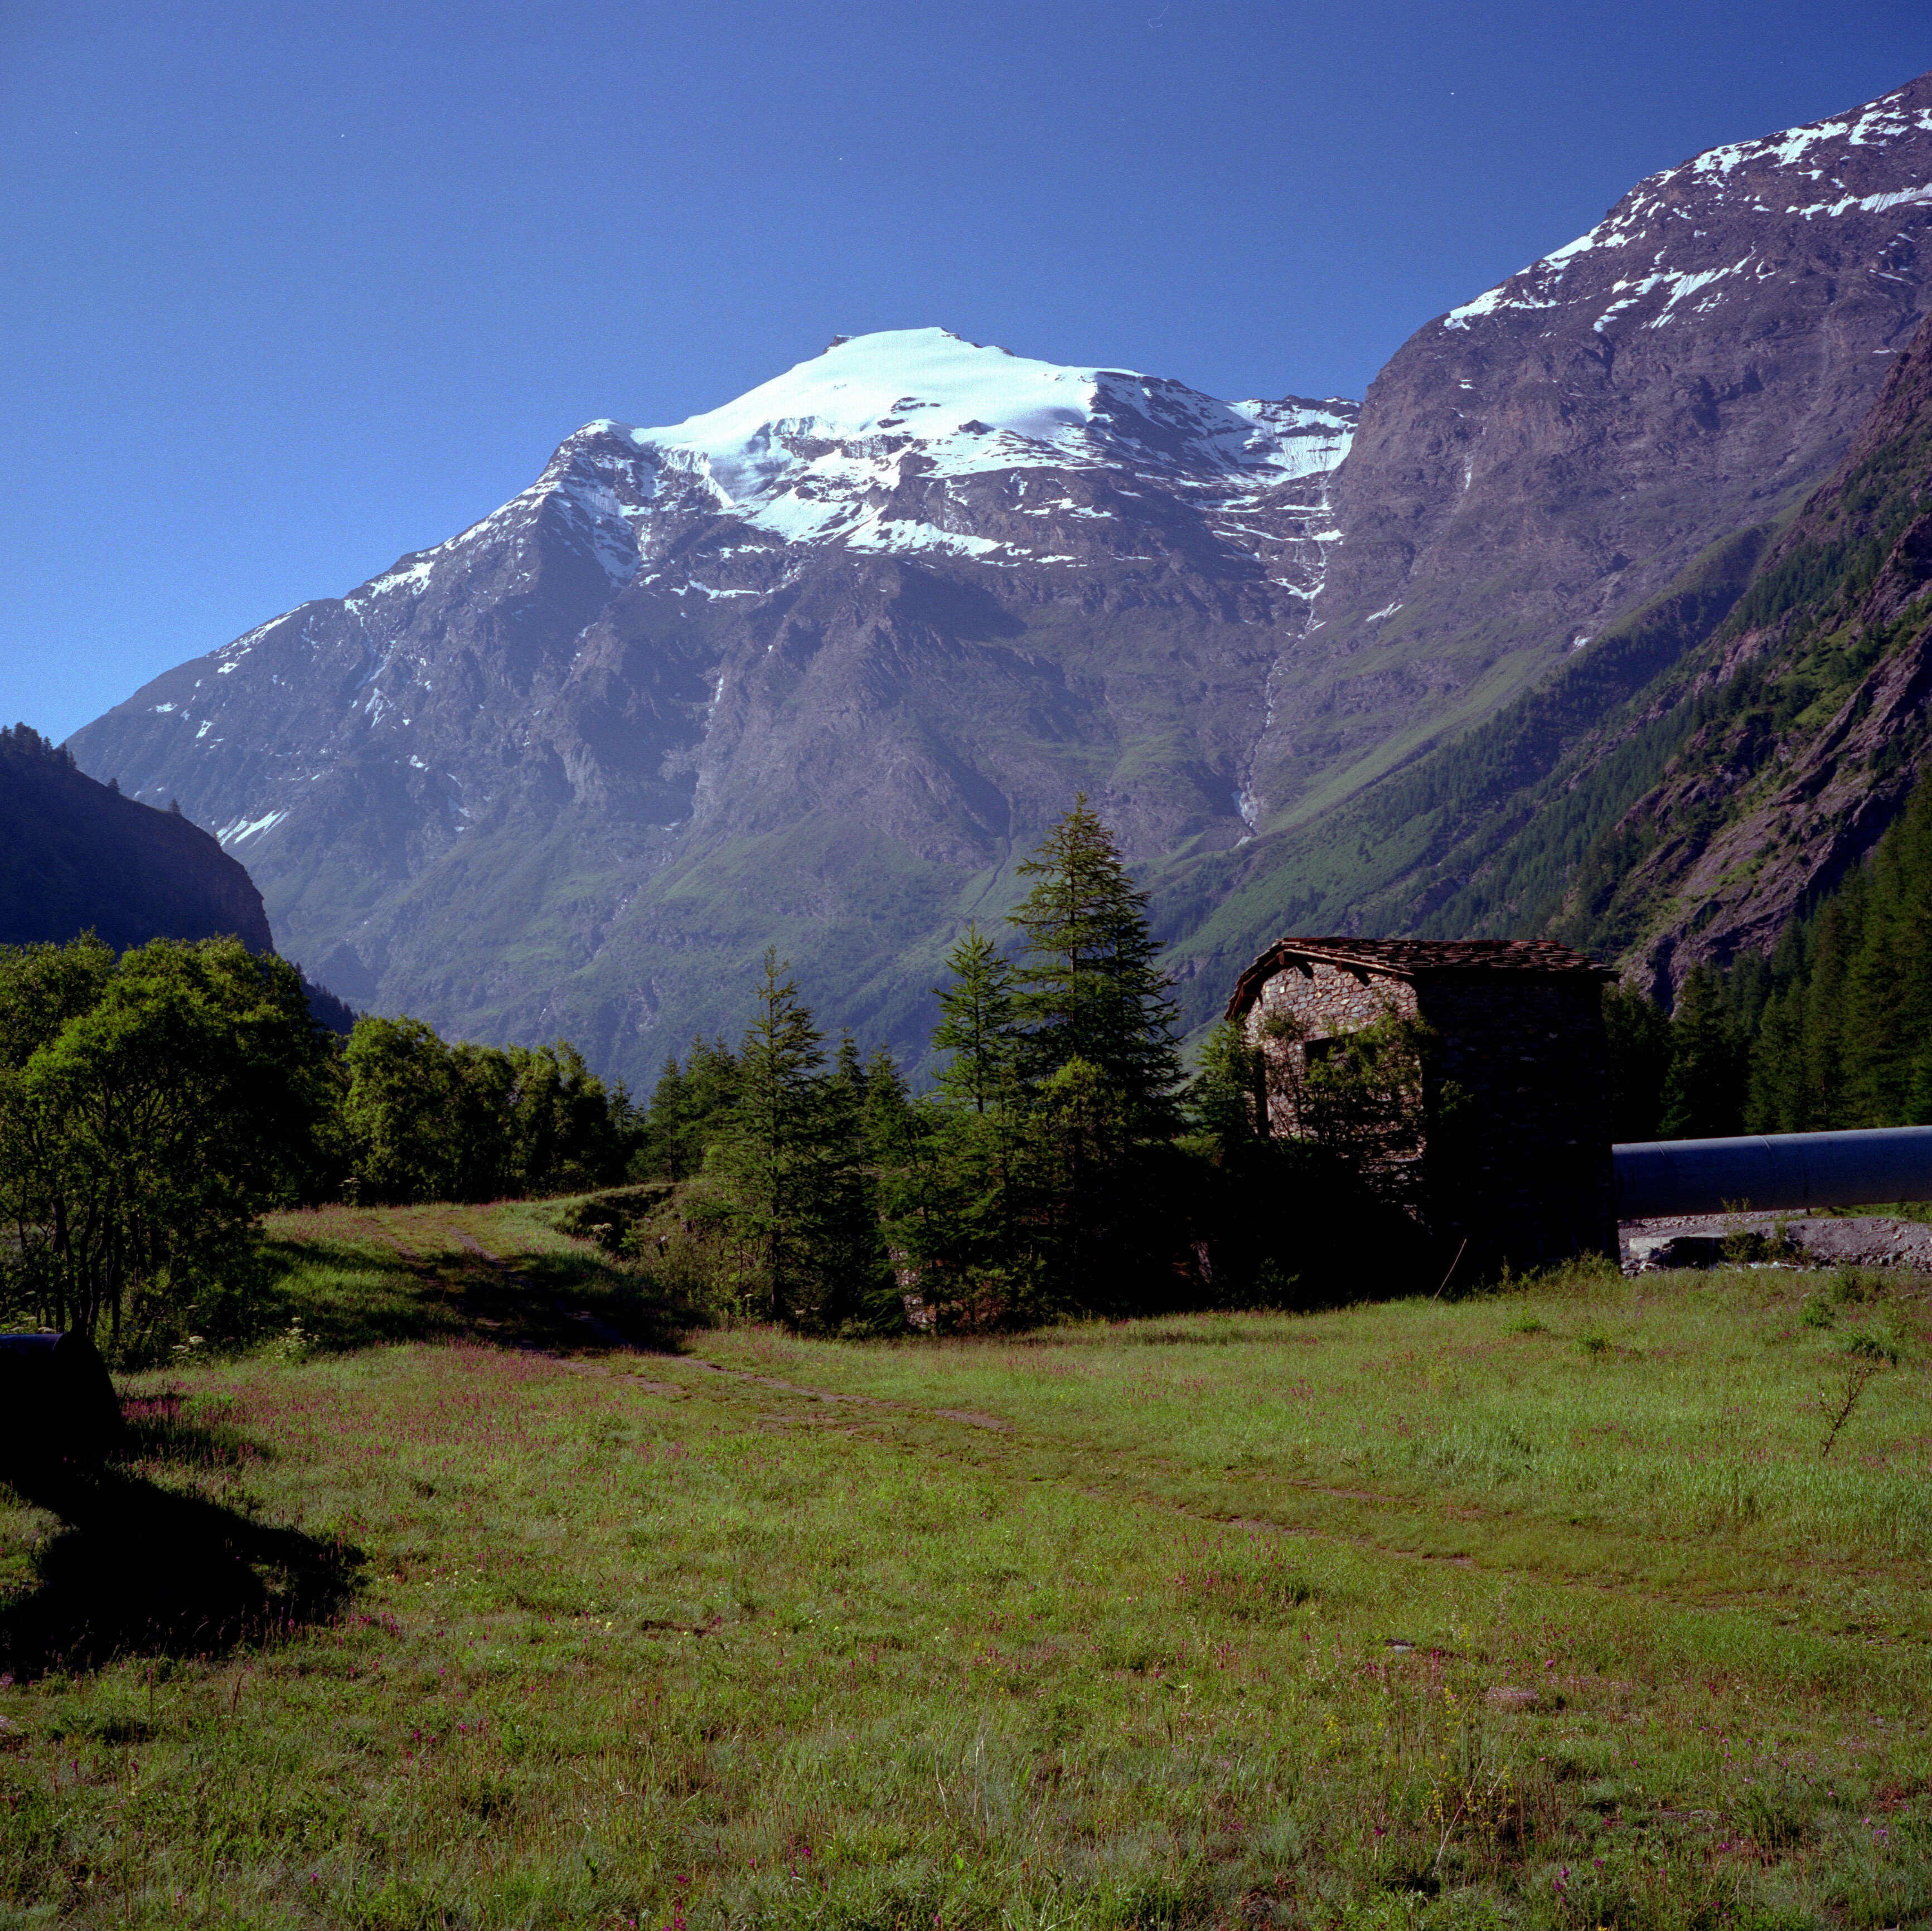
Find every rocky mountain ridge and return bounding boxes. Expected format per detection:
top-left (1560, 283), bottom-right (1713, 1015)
top-left (71, 332), bottom-right (1354, 1072)
top-left (1562, 309), bottom-right (1932, 987)
top-left (1256, 71), bottom-right (1932, 828)
top-left (65, 71), bottom-right (1932, 1072)
top-left (1151, 303), bottom-right (1932, 1026)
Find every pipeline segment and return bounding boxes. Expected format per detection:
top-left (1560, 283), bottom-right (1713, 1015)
top-left (1613, 1125), bottom-right (1932, 1220)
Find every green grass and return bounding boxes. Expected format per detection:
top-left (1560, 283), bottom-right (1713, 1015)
top-left (3, 1209), bottom-right (1930, 1928)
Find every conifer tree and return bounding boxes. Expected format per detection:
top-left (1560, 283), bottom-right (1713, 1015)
top-left (1842, 778), bottom-right (1932, 1123)
top-left (684, 1036), bottom-right (743, 1156)
top-left (713, 964), bottom-right (896, 1331)
top-left (932, 924), bottom-right (1017, 1114)
top-left (860, 1047), bottom-right (918, 1167)
top-left (721, 950), bottom-right (831, 1322)
top-left (1791, 892), bottom-right (1857, 1128)
top-left (1746, 983), bottom-right (1807, 1133)
top-left (637, 1037), bottom-right (742, 1178)
top-left (1602, 983), bottom-right (1674, 1142)
top-left (883, 926), bottom-right (1053, 1325)
top-left (806, 1032), bottom-right (893, 1330)
top-left (640, 1052), bottom-right (691, 1175)
top-left (1659, 963), bottom-right (1748, 1139)
top-left (1009, 795), bottom-right (1180, 1128)
top-left (1000, 797), bottom-right (1182, 1302)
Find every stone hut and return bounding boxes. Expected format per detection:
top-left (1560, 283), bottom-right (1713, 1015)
top-left (1224, 937), bottom-right (1619, 1273)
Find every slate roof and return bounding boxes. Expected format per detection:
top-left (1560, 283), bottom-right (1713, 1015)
top-left (1224, 937), bottom-right (1616, 1020)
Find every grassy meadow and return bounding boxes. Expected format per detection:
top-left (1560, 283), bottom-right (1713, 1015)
top-left (1, 1204), bottom-right (1929, 1929)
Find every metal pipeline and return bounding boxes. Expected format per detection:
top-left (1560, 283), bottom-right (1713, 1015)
top-left (1613, 1125), bottom-right (1932, 1220)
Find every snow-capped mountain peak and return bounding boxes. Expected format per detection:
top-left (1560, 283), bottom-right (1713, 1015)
top-left (508, 326), bottom-right (1357, 571)
top-left (626, 328), bottom-right (1117, 483)
top-left (611, 327), bottom-right (1348, 495)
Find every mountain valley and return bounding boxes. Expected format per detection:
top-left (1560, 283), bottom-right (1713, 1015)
top-left (65, 72), bottom-right (1932, 1077)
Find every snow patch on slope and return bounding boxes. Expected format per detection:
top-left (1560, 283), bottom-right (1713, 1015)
top-left (217, 809), bottom-right (287, 847)
top-left (1691, 93), bottom-right (1932, 181)
top-left (1441, 77), bottom-right (1932, 334)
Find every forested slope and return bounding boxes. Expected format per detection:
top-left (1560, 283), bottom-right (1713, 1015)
top-left (0, 724), bottom-right (273, 954)
top-left (1733, 766), bottom-right (1932, 1132)
top-left (1602, 762), bottom-right (1932, 1140)
top-left (1161, 310), bottom-right (1932, 1027)
top-left (1557, 314), bottom-right (1932, 988)
top-left (1153, 525), bottom-right (1773, 1025)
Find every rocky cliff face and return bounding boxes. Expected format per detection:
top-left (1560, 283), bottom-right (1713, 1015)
top-left (1154, 308), bottom-right (1932, 1026)
top-left (0, 725), bottom-right (273, 954)
top-left (1566, 309), bottom-right (1932, 991)
top-left (69, 331), bottom-right (1353, 1075)
top-left (1251, 74), bottom-right (1932, 826)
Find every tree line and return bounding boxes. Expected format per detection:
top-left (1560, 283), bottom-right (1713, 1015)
top-left (0, 799), bottom-right (1372, 1355)
top-left (621, 800), bottom-right (1432, 1333)
top-left (0, 938), bottom-right (636, 1356)
top-left (1604, 763), bottom-right (1932, 1140)
top-left (626, 798), bottom-right (1213, 1332)
top-left (50, 767), bottom-right (1920, 1357)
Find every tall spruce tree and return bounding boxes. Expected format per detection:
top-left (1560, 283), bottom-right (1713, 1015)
top-left (714, 961), bottom-right (896, 1330)
top-left (932, 924), bottom-right (1017, 1114)
top-left (890, 934), bottom-right (1040, 1323)
top-left (1009, 795), bottom-right (1180, 1128)
top-left (1003, 797), bottom-right (1182, 1301)
top-left (722, 950), bottom-right (831, 1323)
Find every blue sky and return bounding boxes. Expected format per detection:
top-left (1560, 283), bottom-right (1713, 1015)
top-left (5, 0), bottom-right (1929, 742)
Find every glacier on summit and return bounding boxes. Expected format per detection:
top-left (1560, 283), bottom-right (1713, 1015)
top-left (322, 327), bottom-right (1358, 598)
top-left (616, 327), bottom-right (1350, 494)
top-left (558, 327), bottom-right (1355, 565)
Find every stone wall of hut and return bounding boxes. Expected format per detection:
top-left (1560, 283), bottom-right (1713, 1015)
top-left (1413, 976), bottom-right (1616, 1269)
top-left (1241, 960), bottom-right (1420, 1139)
top-left (1238, 959), bottom-right (1615, 1270)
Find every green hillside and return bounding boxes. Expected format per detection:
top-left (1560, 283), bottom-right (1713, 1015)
top-left (1159, 320), bottom-right (1932, 1029)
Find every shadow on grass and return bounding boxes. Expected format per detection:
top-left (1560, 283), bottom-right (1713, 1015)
top-left (258, 1233), bottom-right (472, 1357)
top-left (117, 1387), bottom-right (274, 1473)
top-left (262, 1225), bottom-right (694, 1361)
top-left (0, 1449), bottom-right (362, 1678)
top-left (458, 1240), bottom-right (695, 1356)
